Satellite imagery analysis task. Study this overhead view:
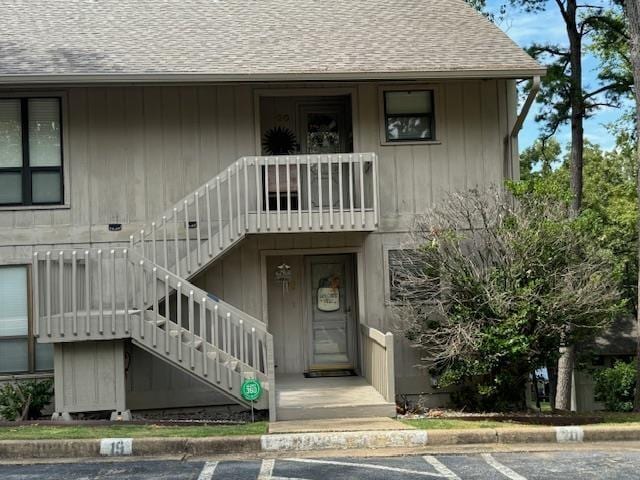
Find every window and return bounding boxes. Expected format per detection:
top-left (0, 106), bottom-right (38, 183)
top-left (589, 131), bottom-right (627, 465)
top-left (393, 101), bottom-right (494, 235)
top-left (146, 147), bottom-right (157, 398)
top-left (383, 90), bottom-right (435, 142)
top-left (387, 248), bottom-right (440, 304)
top-left (0, 266), bottom-right (53, 374)
top-left (0, 98), bottom-right (63, 206)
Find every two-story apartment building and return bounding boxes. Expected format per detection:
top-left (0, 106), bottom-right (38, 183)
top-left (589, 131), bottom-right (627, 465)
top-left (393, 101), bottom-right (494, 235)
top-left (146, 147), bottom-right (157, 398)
top-left (0, 0), bottom-right (544, 421)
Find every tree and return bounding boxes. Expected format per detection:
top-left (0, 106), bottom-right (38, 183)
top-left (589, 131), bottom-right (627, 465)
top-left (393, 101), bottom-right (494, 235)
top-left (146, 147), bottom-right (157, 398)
top-left (520, 134), bottom-right (638, 407)
top-left (621, 0), bottom-right (640, 410)
top-left (394, 189), bottom-right (625, 411)
top-left (508, 0), bottom-right (630, 410)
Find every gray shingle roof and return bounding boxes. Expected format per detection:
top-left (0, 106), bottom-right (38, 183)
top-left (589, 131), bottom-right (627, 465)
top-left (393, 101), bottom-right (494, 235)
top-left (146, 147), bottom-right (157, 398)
top-left (0, 0), bottom-right (544, 82)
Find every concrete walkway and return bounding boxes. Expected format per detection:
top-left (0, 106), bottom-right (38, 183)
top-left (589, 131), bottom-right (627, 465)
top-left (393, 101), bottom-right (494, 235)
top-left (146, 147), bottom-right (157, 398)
top-left (269, 417), bottom-right (412, 434)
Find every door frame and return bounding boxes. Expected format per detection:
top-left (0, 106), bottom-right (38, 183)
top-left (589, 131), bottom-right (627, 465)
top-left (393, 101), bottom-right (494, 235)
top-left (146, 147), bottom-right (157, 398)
top-left (304, 253), bottom-right (357, 371)
top-left (252, 86), bottom-right (361, 156)
top-left (260, 246), bottom-right (366, 374)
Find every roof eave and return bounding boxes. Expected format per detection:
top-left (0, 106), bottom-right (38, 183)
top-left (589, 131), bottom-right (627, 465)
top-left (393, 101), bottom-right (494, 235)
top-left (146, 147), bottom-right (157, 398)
top-left (0, 68), bottom-right (547, 85)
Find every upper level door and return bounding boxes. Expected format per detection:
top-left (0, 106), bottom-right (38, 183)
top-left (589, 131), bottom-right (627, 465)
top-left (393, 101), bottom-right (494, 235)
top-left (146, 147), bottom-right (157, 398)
top-left (298, 102), bottom-right (351, 210)
top-left (305, 254), bottom-right (356, 371)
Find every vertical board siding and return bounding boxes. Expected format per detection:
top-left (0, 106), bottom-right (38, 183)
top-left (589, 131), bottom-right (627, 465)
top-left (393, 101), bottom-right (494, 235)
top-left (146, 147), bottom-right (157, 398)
top-left (0, 80), bottom-right (507, 244)
top-left (2, 80), bottom-right (515, 400)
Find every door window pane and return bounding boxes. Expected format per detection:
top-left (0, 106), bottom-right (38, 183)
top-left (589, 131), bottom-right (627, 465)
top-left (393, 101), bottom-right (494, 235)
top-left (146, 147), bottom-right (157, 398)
top-left (0, 172), bottom-right (22, 204)
top-left (307, 113), bottom-right (340, 154)
top-left (36, 342), bottom-right (54, 371)
top-left (0, 99), bottom-right (22, 168)
top-left (28, 99), bottom-right (61, 167)
top-left (0, 266), bottom-right (28, 336)
top-left (31, 171), bottom-right (61, 204)
top-left (0, 338), bottom-right (29, 373)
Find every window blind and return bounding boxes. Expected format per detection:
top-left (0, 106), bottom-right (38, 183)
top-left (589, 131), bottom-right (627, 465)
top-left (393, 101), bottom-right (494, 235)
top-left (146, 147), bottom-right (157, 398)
top-left (0, 266), bottom-right (28, 337)
top-left (0, 99), bottom-right (22, 168)
top-left (28, 98), bottom-right (61, 167)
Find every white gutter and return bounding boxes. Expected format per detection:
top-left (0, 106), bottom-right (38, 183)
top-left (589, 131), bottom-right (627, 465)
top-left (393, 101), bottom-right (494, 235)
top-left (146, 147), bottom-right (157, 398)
top-left (511, 76), bottom-right (541, 139)
top-left (506, 75), bottom-right (541, 180)
top-left (0, 69), bottom-right (548, 86)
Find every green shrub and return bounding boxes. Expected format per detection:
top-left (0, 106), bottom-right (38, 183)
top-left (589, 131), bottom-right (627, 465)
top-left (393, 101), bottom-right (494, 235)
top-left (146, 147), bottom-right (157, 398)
top-left (594, 361), bottom-right (636, 412)
top-left (0, 380), bottom-right (54, 421)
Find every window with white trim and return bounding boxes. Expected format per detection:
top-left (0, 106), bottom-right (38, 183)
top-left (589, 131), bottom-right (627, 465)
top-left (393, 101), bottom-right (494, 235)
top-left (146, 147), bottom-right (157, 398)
top-left (383, 90), bottom-right (435, 142)
top-left (0, 266), bottom-right (53, 374)
top-left (0, 97), bottom-right (63, 206)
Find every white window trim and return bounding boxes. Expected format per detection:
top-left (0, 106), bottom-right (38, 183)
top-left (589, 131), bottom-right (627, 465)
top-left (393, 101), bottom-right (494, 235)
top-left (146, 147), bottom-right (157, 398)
top-left (0, 90), bottom-right (71, 210)
top-left (378, 84), bottom-right (442, 146)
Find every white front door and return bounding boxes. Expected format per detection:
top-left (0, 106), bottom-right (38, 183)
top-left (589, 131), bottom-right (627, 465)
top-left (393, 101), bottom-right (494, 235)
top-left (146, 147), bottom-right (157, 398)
top-left (305, 254), bottom-right (356, 371)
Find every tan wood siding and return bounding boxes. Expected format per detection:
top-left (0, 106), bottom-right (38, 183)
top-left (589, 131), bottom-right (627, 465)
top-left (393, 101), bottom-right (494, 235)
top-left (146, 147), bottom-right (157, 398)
top-left (1, 79), bottom-right (517, 401)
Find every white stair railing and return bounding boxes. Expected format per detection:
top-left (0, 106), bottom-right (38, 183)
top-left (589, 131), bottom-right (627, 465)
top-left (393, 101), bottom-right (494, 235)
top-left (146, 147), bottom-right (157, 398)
top-left (32, 153), bottom-right (379, 415)
top-left (32, 248), bottom-right (273, 408)
top-left (132, 153), bottom-right (379, 280)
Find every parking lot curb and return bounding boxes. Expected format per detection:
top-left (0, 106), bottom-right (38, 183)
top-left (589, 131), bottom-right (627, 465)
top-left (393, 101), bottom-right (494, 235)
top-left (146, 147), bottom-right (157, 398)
top-left (1, 425), bottom-right (640, 459)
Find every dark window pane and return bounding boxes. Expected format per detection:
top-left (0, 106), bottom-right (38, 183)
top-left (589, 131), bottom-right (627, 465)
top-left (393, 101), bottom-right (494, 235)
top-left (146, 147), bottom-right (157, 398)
top-left (32, 171), bottom-right (61, 204)
top-left (0, 338), bottom-right (29, 373)
top-left (0, 171), bottom-right (22, 204)
top-left (385, 91), bottom-right (432, 115)
top-left (386, 116), bottom-right (433, 141)
top-left (35, 342), bottom-right (54, 371)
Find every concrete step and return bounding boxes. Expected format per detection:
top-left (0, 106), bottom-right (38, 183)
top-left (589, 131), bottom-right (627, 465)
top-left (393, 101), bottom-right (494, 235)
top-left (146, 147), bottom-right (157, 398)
top-left (275, 374), bottom-right (395, 421)
top-left (276, 403), bottom-right (396, 421)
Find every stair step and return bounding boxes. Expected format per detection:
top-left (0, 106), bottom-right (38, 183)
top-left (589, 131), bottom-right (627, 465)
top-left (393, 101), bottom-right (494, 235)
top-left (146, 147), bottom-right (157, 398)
top-left (150, 318), bottom-right (166, 327)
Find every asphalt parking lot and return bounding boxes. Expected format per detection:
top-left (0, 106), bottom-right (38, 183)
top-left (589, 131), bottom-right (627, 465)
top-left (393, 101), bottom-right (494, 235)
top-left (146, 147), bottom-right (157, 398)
top-left (2, 450), bottom-right (640, 479)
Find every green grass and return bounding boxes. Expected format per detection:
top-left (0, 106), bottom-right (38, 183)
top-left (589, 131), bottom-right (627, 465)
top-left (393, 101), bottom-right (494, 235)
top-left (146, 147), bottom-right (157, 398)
top-left (403, 412), bottom-right (640, 430)
top-left (0, 422), bottom-right (268, 440)
top-left (401, 418), bottom-right (537, 430)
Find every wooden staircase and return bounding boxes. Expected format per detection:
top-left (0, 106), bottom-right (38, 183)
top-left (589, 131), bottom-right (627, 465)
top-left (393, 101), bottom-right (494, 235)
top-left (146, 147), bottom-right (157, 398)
top-left (33, 153), bottom-right (379, 420)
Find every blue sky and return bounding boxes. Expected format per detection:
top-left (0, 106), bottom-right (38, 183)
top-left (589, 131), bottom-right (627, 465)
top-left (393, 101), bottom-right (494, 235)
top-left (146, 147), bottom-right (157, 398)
top-left (486, 0), bottom-right (624, 152)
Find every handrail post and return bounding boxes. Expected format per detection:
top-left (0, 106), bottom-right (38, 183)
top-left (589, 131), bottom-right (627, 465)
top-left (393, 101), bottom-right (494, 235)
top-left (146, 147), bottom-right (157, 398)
top-left (124, 249), bottom-right (130, 334)
top-left (32, 252), bottom-right (39, 338)
top-left (164, 275), bottom-right (170, 354)
top-left (58, 251), bottom-right (64, 337)
top-left (189, 290), bottom-right (195, 369)
top-left (385, 332), bottom-right (395, 403)
top-left (110, 249), bottom-right (116, 335)
top-left (71, 250), bottom-right (77, 335)
top-left (372, 153), bottom-right (379, 227)
top-left (46, 251), bottom-right (51, 337)
top-left (201, 296), bottom-right (208, 377)
top-left (205, 185), bottom-right (213, 257)
top-left (266, 334), bottom-right (276, 421)
top-left (85, 250), bottom-right (91, 335)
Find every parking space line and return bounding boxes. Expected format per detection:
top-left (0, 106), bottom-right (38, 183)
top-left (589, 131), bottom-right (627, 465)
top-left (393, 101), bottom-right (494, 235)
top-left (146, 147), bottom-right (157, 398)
top-left (258, 459), bottom-right (275, 479)
top-left (197, 461), bottom-right (218, 480)
top-left (285, 458), bottom-right (446, 477)
top-left (423, 456), bottom-right (461, 480)
top-left (481, 454), bottom-right (528, 480)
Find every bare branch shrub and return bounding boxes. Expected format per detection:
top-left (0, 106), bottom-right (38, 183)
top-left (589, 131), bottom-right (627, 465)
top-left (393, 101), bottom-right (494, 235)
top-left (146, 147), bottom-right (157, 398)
top-left (393, 188), bottom-right (624, 409)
